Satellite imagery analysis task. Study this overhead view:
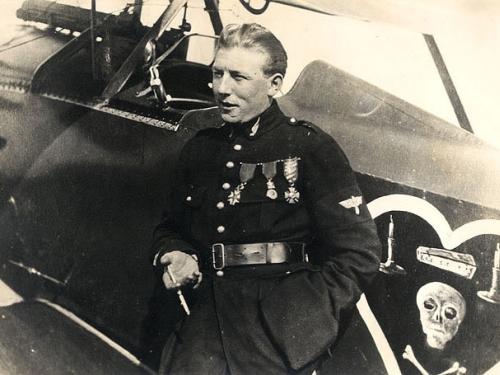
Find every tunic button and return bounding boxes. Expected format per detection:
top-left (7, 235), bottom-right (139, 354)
top-left (186, 196), bottom-right (192, 202)
top-left (226, 161), bottom-right (235, 168)
top-left (216, 202), bottom-right (225, 210)
top-left (217, 225), bottom-right (225, 233)
top-left (222, 183), bottom-right (231, 190)
top-left (233, 144), bottom-right (242, 151)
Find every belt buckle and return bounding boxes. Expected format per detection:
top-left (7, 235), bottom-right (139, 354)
top-left (212, 243), bottom-right (225, 270)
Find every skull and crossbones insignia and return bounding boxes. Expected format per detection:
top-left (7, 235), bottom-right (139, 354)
top-left (402, 345), bottom-right (467, 375)
top-left (416, 282), bottom-right (466, 350)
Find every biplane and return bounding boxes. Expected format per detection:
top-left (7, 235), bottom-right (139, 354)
top-left (0, 1), bottom-right (499, 374)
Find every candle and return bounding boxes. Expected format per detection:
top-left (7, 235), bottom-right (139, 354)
top-left (388, 215), bottom-right (394, 238)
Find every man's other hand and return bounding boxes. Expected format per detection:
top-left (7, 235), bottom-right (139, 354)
top-left (160, 251), bottom-right (202, 290)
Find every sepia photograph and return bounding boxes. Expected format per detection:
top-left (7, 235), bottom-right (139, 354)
top-left (0, 1), bottom-right (499, 374)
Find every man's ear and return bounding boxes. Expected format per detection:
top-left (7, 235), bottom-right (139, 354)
top-left (267, 73), bottom-right (284, 96)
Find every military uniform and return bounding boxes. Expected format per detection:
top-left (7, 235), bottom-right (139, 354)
top-left (152, 101), bottom-right (381, 374)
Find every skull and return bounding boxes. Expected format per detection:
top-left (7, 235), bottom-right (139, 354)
top-left (416, 282), bottom-right (466, 350)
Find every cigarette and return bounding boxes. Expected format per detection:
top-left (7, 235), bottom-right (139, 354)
top-left (166, 265), bottom-right (190, 316)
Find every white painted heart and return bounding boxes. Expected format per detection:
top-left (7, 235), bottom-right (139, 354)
top-left (357, 194), bottom-right (500, 375)
top-left (368, 194), bottom-right (500, 249)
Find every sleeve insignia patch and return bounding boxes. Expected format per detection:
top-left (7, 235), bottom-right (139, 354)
top-left (339, 196), bottom-right (363, 215)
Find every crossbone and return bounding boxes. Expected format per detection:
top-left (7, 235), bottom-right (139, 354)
top-left (402, 345), bottom-right (467, 375)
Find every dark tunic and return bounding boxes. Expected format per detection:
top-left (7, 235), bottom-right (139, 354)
top-left (152, 101), bottom-right (381, 374)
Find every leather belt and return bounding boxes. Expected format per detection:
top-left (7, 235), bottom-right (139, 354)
top-left (211, 242), bottom-right (307, 271)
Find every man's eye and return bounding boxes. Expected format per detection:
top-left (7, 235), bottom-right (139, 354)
top-left (212, 71), bottom-right (223, 78)
top-left (233, 75), bottom-right (246, 81)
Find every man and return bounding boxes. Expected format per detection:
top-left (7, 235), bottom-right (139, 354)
top-left (151, 23), bottom-right (381, 374)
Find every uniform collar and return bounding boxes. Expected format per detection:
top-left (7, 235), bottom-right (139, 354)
top-left (222, 100), bottom-right (285, 140)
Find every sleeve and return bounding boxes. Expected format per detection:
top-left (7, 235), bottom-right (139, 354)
top-left (150, 142), bottom-right (198, 268)
top-left (303, 135), bottom-right (381, 321)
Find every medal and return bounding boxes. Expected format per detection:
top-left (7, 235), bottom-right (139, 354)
top-left (228, 163), bottom-right (256, 205)
top-left (285, 186), bottom-right (300, 203)
top-left (228, 186), bottom-right (243, 205)
top-left (262, 161), bottom-right (278, 200)
top-left (266, 181), bottom-right (278, 199)
top-left (283, 157), bottom-right (300, 204)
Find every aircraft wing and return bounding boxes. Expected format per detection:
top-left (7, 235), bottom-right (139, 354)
top-left (272, 0), bottom-right (500, 35)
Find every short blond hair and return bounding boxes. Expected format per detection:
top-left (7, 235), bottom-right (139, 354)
top-left (216, 23), bottom-right (287, 77)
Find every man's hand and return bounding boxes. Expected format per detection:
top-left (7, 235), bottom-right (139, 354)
top-left (160, 251), bottom-right (202, 290)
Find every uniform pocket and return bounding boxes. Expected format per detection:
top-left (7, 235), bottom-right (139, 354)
top-left (181, 185), bottom-right (207, 234)
top-left (238, 176), bottom-right (304, 231)
top-left (257, 277), bottom-right (284, 301)
top-left (259, 270), bottom-right (338, 370)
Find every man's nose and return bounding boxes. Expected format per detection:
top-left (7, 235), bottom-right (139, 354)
top-left (215, 74), bottom-right (232, 95)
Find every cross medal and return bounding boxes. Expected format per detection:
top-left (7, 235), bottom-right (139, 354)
top-left (284, 157), bottom-right (300, 204)
top-left (228, 163), bottom-right (256, 205)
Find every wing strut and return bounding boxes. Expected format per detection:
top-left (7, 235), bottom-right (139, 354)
top-left (101, 0), bottom-right (188, 100)
top-left (424, 34), bottom-right (473, 133)
top-left (90, 0), bottom-right (97, 80)
top-left (132, 0), bottom-right (143, 23)
top-left (204, 0), bottom-right (223, 35)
